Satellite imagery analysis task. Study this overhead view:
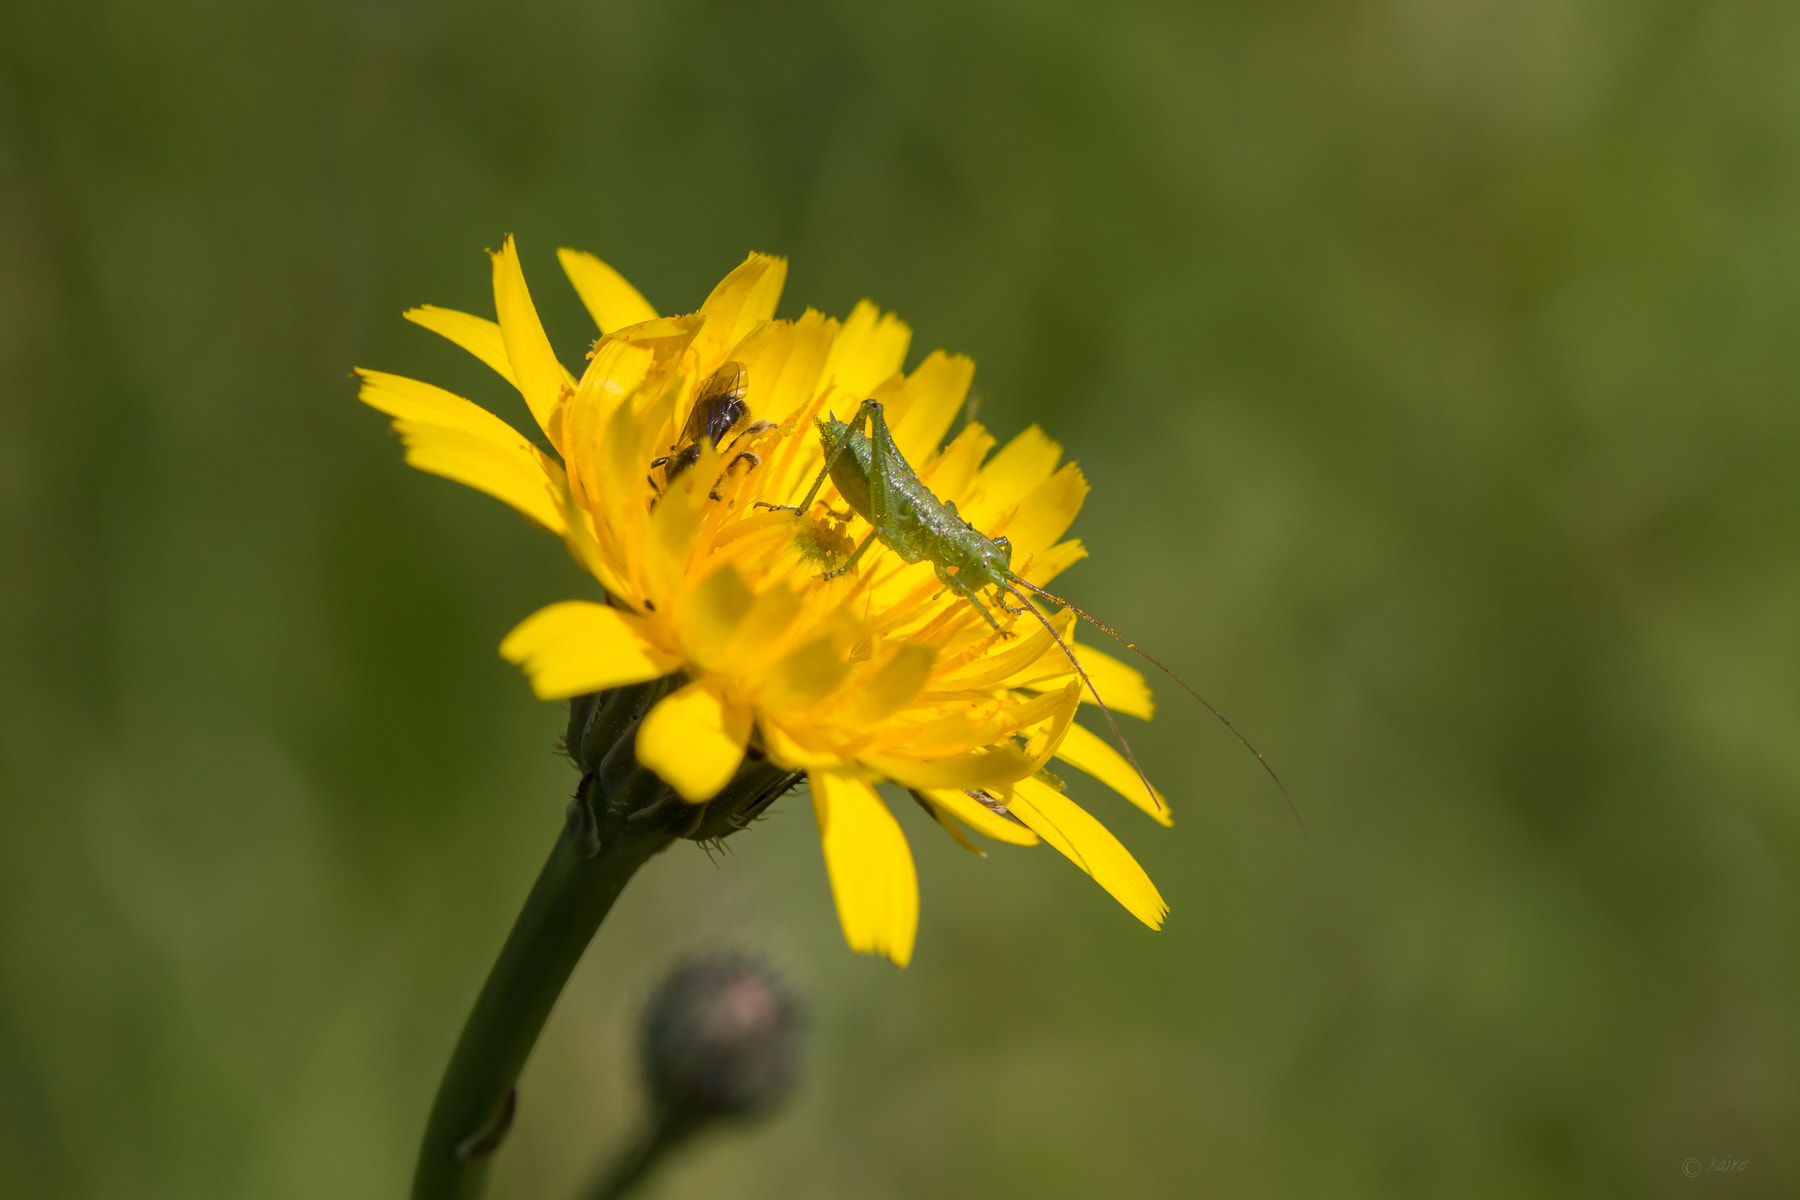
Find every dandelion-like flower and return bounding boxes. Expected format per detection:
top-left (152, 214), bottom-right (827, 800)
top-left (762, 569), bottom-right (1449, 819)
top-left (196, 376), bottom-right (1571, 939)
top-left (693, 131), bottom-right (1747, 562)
top-left (357, 238), bottom-right (1168, 965)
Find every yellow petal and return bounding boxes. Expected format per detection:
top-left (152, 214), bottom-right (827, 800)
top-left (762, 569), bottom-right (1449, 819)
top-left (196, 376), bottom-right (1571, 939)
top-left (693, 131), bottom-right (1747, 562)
top-left (637, 681), bottom-right (752, 803)
top-left (402, 307), bottom-right (518, 388)
top-left (356, 370), bottom-right (568, 535)
top-left (695, 252), bottom-right (787, 367)
top-left (392, 420), bottom-right (569, 536)
top-left (998, 462), bottom-right (1088, 558)
top-left (673, 564), bottom-right (755, 672)
top-left (822, 299), bottom-right (911, 398)
top-left (908, 789), bottom-right (984, 855)
top-left (843, 643), bottom-right (938, 725)
top-left (490, 234), bottom-right (576, 436)
top-left (921, 788), bottom-right (1041, 846)
top-left (1022, 682), bottom-right (1082, 770)
top-left (933, 606), bottom-right (1074, 691)
top-left (357, 368), bottom-right (522, 442)
top-left (1017, 538), bottom-right (1088, 587)
top-left (730, 308), bottom-right (836, 427)
top-left (759, 630), bottom-right (853, 713)
top-left (1001, 684), bottom-right (1082, 745)
top-left (887, 350), bottom-right (974, 466)
top-left (958, 425), bottom-right (1063, 531)
top-left (1053, 721), bottom-right (1171, 825)
top-left (811, 773), bottom-right (919, 966)
top-left (862, 744), bottom-right (1034, 792)
top-left (500, 601), bottom-right (678, 699)
top-left (761, 718), bottom-right (848, 770)
top-left (715, 580), bottom-right (806, 677)
top-left (581, 318), bottom-right (699, 435)
top-left (557, 248), bottom-right (659, 334)
top-left (918, 422), bottom-right (995, 502)
top-left (1008, 776), bottom-right (1167, 929)
top-left (1011, 639), bottom-right (1155, 720)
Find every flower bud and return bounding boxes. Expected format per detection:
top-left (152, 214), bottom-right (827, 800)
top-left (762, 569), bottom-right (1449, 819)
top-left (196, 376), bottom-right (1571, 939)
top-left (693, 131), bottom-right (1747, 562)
top-left (640, 955), bottom-right (801, 1127)
top-left (567, 688), bottom-right (802, 845)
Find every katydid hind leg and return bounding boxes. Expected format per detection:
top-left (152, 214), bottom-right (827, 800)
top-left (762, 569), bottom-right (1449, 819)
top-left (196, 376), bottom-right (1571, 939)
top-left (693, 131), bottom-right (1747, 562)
top-left (858, 398), bottom-right (906, 538)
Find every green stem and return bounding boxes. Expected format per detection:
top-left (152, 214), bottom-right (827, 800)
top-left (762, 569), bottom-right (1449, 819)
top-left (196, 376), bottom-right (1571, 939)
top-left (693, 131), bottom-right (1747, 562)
top-left (409, 795), bottom-right (673, 1200)
top-left (581, 1115), bottom-right (696, 1200)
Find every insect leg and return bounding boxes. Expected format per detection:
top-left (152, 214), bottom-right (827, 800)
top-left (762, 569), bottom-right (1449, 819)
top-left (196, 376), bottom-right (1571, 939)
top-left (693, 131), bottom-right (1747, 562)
top-left (994, 588), bottom-right (1028, 616)
top-left (936, 563), bottom-right (1011, 636)
top-left (754, 415), bottom-right (861, 516)
top-left (997, 579), bottom-right (1164, 819)
top-left (822, 531), bottom-right (879, 580)
top-left (855, 398), bottom-right (904, 536)
top-left (723, 420), bottom-right (776, 453)
top-left (752, 460), bottom-right (830, 515)
top-left (1006, 575), bottom-right (1302, 833)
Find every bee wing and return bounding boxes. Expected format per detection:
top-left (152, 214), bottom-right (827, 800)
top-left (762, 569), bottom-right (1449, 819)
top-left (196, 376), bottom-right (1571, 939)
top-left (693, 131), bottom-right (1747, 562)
top-left (680, 360), bottom-right (750, 446)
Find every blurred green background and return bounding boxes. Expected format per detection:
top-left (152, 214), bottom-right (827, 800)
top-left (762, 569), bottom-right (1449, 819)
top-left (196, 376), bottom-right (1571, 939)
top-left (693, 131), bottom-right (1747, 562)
top-left (4, 0), bottom-right (1798, 1196)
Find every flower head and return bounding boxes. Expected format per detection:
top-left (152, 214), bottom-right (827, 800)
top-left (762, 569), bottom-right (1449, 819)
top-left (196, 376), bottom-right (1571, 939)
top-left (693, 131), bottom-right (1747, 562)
top-left (357, 237), bottom-right (1169, 965)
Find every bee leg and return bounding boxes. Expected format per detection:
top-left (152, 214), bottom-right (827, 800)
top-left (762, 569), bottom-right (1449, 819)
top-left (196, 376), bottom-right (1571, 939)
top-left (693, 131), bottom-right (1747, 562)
top-left (723, 421), bottom-right (777, 453)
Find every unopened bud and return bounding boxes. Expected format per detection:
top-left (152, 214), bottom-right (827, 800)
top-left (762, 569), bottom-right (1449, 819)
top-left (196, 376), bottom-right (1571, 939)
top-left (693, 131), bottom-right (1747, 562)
top-left (640, 956), bottom-right (801, 1126)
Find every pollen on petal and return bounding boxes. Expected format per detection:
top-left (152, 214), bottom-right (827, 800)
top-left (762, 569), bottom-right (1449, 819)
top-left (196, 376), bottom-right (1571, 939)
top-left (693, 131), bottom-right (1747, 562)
top-left (1008, 776), bottom-right (1167, 929)
top-left (810, 773), bottom-right (919, 966)
top-left (637, 681), bottom-right (753, 803)
top-left (500, 601), bottom-right (678, 699)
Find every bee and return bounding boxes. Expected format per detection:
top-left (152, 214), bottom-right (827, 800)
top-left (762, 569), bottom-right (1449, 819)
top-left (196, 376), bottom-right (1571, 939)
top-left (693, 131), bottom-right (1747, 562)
top-left (650, 361), bottom-right (774, 498)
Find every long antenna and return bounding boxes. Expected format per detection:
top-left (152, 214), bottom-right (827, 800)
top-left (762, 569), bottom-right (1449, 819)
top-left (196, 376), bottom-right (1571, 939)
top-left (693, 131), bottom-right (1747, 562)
top-left (996, 580), bottom-right (1167, 820)
top-left (1008, 575), bottom-right (1306, 836)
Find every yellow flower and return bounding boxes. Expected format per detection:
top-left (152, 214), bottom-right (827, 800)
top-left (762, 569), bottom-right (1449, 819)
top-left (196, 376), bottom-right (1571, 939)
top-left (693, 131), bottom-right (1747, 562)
top-left (356, 237), bottom-right (1169, 965)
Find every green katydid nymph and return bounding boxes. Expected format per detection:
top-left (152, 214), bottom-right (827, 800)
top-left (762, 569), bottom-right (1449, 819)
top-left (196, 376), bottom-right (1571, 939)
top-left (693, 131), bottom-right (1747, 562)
top-left (757, 398), bottom-right (1300, 830)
